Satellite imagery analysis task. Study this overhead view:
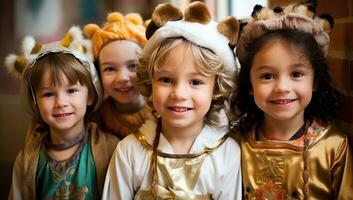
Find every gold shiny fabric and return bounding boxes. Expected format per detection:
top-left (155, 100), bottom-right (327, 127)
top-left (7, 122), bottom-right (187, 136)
top-left (133, 131), bottom-right (228, 200)
top-left (238, 123), bottom-right (353, 200)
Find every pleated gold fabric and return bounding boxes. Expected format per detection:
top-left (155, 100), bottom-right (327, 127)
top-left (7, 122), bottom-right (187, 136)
top-left (133, 131), bottom-right (228, 199)
top-left (238, 123), bottom-right (353, 200)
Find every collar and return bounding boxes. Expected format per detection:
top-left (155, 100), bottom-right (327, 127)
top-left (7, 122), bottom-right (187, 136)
top-left (138, 120), bottom-right (228, 154)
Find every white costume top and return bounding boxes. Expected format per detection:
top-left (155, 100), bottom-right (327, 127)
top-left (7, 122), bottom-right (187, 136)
top-left (102, 120), bottom-right (242, 199)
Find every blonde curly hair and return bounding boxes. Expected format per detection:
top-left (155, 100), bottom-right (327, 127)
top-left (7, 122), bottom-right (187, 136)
top-left (137, 38), bottom-right (235, 126)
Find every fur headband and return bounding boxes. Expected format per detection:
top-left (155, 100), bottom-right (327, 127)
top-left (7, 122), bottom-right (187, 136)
top-left (237, 3), bottom-right (333, 63)
top-left (143, 2), bottom-right (240, 75)
top-left (5, 26), bottom-right (103, 111)
top-left (84, 12), bottom-right (147, 60)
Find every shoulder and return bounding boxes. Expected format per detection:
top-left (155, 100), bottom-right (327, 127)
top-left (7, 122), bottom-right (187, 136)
top-left (315, 123), bottom-right (349, 143)
top-left (87, 121), bottom-right (119, 149)
top-left (311, 123), bottom-right (350, 153)
top-left (117, 120), bottom-right (157, 154)
top-left (201, 125), bottom-right (241, 155)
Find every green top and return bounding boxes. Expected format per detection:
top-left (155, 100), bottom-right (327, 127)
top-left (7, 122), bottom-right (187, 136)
top-left (35, 135), bottom-right (98, 199)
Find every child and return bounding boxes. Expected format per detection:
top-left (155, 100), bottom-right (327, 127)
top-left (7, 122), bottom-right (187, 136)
top-left (230, 5), bottom-right (353, 199)
top-left (84, 12), bottom-right (155, 139)
top-left (102, 2), bottom-right (242, 199)
top-left (6, 26), bottom-right (118, 199)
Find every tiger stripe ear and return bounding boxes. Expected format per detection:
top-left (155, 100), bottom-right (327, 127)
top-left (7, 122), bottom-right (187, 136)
top-left (146, 3), bottom-right (183, 39)
top-left (217, 16), bottom-right (240, 46)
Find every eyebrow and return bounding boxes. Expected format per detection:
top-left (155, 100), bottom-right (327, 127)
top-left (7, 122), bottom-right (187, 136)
top-left (254, 62), bottom-right (311, 70)
top-left (100, 59), bottom-right (136, 66)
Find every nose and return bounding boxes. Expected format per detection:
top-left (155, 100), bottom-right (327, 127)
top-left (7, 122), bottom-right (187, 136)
top-left (273, 77), bottom-right (290, 93)
top-left (171, 83), bottom-right (187, 100)
top-left (115, 67), bottom-right (130, 83)
top-left (54, 94), bottom-right (68, 108)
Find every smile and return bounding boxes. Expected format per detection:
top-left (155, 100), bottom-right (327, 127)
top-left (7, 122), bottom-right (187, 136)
top-left (168, 106), bottom-right (192, 112)
top-left (270, 99), bottom-right (296, 104)
top-left (114, 87), bottom-right (133, 92)
top-left (53, 113), bottom-right (73, 118)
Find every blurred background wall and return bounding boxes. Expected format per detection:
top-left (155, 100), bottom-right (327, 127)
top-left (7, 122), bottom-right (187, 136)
top-left (0, 0), bottom-right (351, 198)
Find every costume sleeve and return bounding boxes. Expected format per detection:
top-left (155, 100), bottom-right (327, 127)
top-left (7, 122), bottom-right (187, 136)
top-left (8, 151), bottom-right (23, 200)
top-left (214, 138), bottom-right (242, 200)
top-left (8, 150), bottom-right (36, 200)
top-left (332, 135), bottom-right (353, 199)
top-left (102, 139), bottom-right (134, 200)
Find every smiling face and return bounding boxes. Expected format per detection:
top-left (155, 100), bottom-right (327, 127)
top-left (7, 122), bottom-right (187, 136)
top-left (35, 69), bottom-right (92, 135)
top-left (250, 39), bottom-right (314, 125)
top-left (99, 40), bottom-right (143, 107)
top-left (152, 42), bottom-right (215, 131)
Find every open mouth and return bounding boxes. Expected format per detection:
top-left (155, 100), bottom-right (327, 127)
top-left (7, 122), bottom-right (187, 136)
top-left (114, 87), bottom-right (133, 93)
top-left (168, 107), bottom-right (192, 112)
top-left (53, 113), bottom-right (73, 118)
top-left (270, 99), bottom-right (296, 104)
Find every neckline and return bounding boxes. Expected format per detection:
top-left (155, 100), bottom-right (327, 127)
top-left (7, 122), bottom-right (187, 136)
top-left (44, 128), bottom-right (86, 150)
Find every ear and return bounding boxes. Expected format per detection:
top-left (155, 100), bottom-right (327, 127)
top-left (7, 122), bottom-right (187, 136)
top-left (317, 14), bottom-right (334, 33)
top-left (252, 4), bottom-right (275, 20)
top-left (184, 1), bottom-right (211, 24)
top-left (146, 3), bottom-right (183, 39)
top-left (217, 16), bottom-right (240, 46)
top-left (5, 54), bottom-right (26, 77)
top-left (152, 3), bottom-right (183, 27)
top-left (87, 96), bottom-right (94, 106)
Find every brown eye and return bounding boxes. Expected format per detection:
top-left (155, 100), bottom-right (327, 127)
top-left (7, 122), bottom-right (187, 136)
top-left (291, 71), bottom-right (303, 78)
top-left (261, 73), bottom-right (274, 80)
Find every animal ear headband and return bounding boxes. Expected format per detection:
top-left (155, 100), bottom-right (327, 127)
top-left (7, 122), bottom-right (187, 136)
top-left (237, 3), bottom-right (334, 63)
top-left (5, 26), bottom-right (102, 111)
top-left (5, 26), bottom-right (93, 77)
top-left (84, 12), bottom-right (147, 60)
top-left (143, 1), bottom-right (241, 74)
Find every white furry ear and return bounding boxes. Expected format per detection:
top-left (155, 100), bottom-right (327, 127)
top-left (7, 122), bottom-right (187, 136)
top-left (67, 26), bottom-right (84, 49)
top-left (61, 25), bottom-right (93, 61)
top-left (4, 54), bottom-right (21, 77)
top-left (22, 36), bottom-right (36, 57)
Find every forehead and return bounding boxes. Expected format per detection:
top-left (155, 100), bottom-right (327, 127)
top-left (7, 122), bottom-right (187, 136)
top-left (252, 39), bottom-right (311, 69)
top-left (157, 43), bottom-right (199, 72)
top-left (99, 40), bottom-right (141, 62)
top-left (38, 68), bottom-right (69, 86)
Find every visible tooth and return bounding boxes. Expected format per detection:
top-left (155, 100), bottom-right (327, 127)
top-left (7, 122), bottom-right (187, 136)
top-left (174, 108), bottom-right (188, 112)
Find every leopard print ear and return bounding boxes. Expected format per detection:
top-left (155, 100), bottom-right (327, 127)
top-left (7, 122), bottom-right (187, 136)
top-left (184, 1), bottom-right (211, 24)
top-left (316, 14), bottom-right (334, 33)
top-left (251, 4), bottom-right (275, 20)
top-left (146, 3), bottom-right (183, 39)
top-left (217, 16), bottom-right (240, 46)
top-left (5, 36), bottom-right (41, 77)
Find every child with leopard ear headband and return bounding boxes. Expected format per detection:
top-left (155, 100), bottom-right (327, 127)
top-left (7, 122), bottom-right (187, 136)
top-left (102, 2), bottom-right (242, 199)
top-left (84, 12), bottom-right (156, 140)
top-left (5, 26), bottom-right (118, 199)
top-left (230, 3), bottom-right (353, 199)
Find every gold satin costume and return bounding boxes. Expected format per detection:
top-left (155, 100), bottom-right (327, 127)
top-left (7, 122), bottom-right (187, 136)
top-left (237, 122), bottom-right (353, 200)
top-left (102, 120), bottom-right (242, 199)
top-left (133, 131), bottom-right (228, 199)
